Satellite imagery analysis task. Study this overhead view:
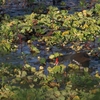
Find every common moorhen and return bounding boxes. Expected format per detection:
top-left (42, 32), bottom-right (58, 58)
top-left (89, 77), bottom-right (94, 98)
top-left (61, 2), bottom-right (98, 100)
top-left (56, 52), bottom-right (90, 67)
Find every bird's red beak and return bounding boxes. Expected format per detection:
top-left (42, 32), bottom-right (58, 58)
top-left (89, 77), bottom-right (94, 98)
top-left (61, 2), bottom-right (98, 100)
top-left (54, 58), bottom-right (59, 65)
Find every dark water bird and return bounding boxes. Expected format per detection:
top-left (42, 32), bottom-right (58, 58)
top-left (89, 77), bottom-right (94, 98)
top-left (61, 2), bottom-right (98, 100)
top-left (55, 52), bottom-right (90, 67)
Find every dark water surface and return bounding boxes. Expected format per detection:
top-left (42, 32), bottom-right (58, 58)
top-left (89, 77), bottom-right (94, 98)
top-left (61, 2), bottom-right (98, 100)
top-left (0, 0), bottom-right (94, 17)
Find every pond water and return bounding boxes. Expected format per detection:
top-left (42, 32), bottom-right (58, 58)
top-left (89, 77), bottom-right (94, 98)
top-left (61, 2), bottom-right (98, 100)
top-left (0, 40), bottom-right (69, 74)
top-left (0, 39), bottom-right (100, 75)
top-left (0, 0), bottom-right (95, 17)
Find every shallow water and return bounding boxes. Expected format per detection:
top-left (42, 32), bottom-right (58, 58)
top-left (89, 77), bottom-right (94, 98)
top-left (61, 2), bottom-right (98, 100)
top-left (1, 0), bottom-right (94, 17)
top-left (0, 40), bottom-right (100, 75)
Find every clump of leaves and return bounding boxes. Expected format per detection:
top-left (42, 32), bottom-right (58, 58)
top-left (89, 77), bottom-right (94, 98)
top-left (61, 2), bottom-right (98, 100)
top-left (68, 70), bottom-right (99, 89)
top-left (29, 45), bottom-right (40, 54)
top-left (12, 88), bottom-right (46, 100)
top-left (0, 41), bottom-right (11, 55)
top-left (94, 3), bottom-right (100, 16)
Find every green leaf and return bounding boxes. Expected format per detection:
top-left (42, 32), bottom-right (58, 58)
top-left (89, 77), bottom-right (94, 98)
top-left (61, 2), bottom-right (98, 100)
top-left (54, 52), bottom-right (62, 57)
top-left (31, 67), bottom-right (36, 73)
top-left (61, 90), bottom-right (67, 96)
top-left (24, 64), bottom-right (31, 68)
top-left (39, 58), bottom-right (46, 64)
top-left (30, 45), bottom-right (40, 53)
top-left (47, 64), bottom-right (66, 74)
top-left (49, 54), bottom-right (55, 59)
top-left (15, 77), bottom-right (21, 81)
top-left (21, 71), bottom-right (27, 78)
top-left (54, 90), bottom-right (61, 97)
top-left (49, 52), bottom-right (63, 59)
top-left (57, 96), bottom-right (65, 100)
